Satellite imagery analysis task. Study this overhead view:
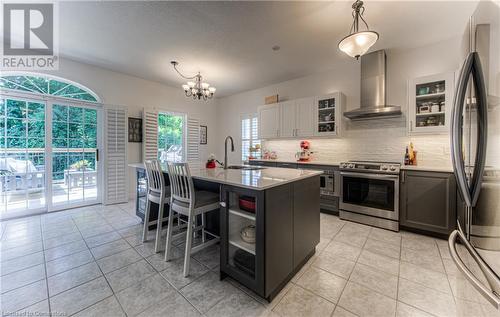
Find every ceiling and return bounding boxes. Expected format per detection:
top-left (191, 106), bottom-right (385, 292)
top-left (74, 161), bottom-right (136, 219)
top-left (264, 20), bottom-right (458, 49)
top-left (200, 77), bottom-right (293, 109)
top-left (57, 1), bottom-right (479, 97)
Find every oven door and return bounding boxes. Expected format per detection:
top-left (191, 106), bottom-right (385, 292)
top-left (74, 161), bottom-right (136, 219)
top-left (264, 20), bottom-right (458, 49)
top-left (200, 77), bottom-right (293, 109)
top-left (340, 172), bottom-right (399, 220)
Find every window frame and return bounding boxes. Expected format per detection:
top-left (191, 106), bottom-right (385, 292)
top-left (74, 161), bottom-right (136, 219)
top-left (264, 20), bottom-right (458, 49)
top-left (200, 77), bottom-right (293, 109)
top-left (0, 72), bottom-right (101, 104)
top-left (157, 110), bottom-right (187, 163)
top-left (240, 113), bottom-right (260, 162)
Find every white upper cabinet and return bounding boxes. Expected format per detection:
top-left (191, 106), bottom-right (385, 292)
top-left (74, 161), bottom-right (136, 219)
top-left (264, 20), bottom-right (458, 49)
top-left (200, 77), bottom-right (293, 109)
top-left (314, 92), bottom-right (344, 137)
top-left (258, 93), bottom-right (343, 139)
top-left (295, 97), bottom-right (315, 137)
top-left (408, 72), bottom-right (454, 134)
top-left (279, 100), bottom-right (296, 138)
top-left (258, 103), bottom-right (280, 139)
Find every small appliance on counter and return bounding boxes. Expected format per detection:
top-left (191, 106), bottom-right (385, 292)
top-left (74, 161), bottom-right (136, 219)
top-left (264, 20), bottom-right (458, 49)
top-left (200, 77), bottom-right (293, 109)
top-left (206, 153), bottom-right (216, 168)
top-left (295, 140), bottom-right (313, 162)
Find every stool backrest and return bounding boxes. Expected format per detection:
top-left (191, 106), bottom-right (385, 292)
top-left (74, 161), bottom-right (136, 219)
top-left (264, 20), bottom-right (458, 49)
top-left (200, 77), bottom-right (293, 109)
top-left (166, 162), bottom-right (194, 205)
top-left (144, 160), bottom-right (165, 195)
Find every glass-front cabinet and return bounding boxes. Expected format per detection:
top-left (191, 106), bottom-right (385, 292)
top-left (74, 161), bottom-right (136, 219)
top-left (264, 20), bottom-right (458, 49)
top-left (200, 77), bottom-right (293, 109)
top-left (314, 92), bottom-right (344, 137)
top-left (408, 72), bottom-right (454, 134)
top-left (220, 185), bottom-right (264, 295)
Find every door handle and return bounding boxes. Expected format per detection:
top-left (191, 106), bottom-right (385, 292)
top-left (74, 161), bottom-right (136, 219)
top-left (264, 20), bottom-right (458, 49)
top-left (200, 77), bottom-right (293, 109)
top-left (451, 52), bottom-right (488, 208)
top-left (96, 149), bottom-right (99, 162)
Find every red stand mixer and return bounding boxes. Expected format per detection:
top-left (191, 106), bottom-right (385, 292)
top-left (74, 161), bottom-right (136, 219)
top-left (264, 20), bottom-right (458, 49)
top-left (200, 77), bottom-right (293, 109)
top-left (296, 140), bottom-right (313, 161)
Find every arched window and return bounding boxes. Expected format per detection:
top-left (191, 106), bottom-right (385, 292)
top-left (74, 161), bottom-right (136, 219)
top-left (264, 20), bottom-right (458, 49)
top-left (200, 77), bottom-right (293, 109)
top-left (0, 73), bottom-right (99, 102)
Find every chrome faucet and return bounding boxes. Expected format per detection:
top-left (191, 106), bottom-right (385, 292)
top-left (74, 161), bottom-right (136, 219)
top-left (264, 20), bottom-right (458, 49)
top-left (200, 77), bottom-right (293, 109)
top-left (224, 136), bottom-right (235, 169)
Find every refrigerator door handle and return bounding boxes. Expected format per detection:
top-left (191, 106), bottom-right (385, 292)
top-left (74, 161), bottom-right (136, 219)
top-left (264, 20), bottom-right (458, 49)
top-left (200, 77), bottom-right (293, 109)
top-left (451, 53), bottom-right (474, 207)
top-left (469, 52), bottom-right (488, 206)
top-left (451, 52), bottom-right (488, 207)
top-left (448, 229), bottom-right (500, 309)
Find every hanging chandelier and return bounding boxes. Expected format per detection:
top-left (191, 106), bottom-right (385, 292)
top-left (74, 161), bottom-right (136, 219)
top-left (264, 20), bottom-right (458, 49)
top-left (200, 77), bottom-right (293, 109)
top-left (171, 61), bottom-right (216, 100)
top-left (338, 0), bottom-right (379, 59)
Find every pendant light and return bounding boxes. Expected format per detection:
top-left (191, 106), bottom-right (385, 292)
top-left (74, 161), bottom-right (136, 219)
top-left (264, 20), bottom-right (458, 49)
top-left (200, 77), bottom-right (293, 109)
top-left (171, 61), bottom-right (216, 101)
top-left (338, 0), bottom-right (379, 59)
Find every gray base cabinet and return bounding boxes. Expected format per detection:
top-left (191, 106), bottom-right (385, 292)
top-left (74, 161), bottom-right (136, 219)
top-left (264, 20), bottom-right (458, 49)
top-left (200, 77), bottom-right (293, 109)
top-left (220, 176), bottom-right (320, 301)
top-left (400, 170), bottom-right (457, 236)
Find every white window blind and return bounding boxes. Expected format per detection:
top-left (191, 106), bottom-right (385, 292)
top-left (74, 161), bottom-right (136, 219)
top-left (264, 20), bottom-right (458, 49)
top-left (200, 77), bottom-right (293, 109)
top-left (241, 114), bottom-right (260, 161)
top-left (104, 105), bottom-right (128, 204)
top-left (186, 117), bottom-right (200, 163)
top-left (142, 108), bottom-right (158, 161)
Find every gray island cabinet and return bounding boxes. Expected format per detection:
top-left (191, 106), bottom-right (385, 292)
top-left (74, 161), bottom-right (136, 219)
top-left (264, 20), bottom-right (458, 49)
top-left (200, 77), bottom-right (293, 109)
top-left (129, 163), bottom-right (321, 301)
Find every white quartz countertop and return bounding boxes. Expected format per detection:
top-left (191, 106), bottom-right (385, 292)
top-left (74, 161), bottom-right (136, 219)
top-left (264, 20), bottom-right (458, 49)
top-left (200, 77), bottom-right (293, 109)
top-left (252, 159), bottom-right (454, 173)
top-left (401, 165), bottom-right (454, 173)
top-left (129, 163), bottom-right (323, 190)
top-left (250, 159), bottom-right (341, 166)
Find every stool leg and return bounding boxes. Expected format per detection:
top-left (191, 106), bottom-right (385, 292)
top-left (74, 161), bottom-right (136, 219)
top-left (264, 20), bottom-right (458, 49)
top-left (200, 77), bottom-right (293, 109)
top-left (164, 202), bottom-right (175, 261)
top-left (201, 213), bottom-right (206, 243)
top-left (183, 214), bottom-right (194, 277)
top-left (154, 198), bottom-right (164, 253)
top-left (142, 198), bottom-right (151, 242)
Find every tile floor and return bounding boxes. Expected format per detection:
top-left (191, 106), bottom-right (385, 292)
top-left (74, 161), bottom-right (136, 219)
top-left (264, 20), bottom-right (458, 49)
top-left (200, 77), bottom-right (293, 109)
top-left (1, 202), bottom-right (499, 317)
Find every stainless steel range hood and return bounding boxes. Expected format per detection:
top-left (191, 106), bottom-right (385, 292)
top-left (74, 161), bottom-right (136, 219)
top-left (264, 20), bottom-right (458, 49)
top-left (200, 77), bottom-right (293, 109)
top-left (344, 50), bottom-right (402, 120)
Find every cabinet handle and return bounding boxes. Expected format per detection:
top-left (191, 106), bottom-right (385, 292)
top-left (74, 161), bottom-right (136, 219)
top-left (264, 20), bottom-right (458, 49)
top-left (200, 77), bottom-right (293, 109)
top-left (410, 120), bottom-right (413, 132)
top-left (295, 128), bottom-right (299, 136)
top-left (401, 171), bottom-right (406, 183)
top-left (220, 202), bottom-right (226, 207)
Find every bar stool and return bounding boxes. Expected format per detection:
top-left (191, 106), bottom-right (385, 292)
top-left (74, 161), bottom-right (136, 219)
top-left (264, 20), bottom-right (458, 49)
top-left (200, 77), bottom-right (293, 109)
top-left (164, 162), bottom-right (220, 277)
top-left (143, 159), bottom-right (173, 253)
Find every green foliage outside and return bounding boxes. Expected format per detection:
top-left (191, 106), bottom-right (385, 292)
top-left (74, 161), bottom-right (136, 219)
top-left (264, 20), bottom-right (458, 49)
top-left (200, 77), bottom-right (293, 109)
top-left (0, 99), bottom-right (97, 181)
top-left (158, 113), bottom-right (183, 158)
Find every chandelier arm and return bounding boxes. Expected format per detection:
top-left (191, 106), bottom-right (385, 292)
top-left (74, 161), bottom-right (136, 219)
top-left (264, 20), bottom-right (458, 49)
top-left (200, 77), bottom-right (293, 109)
top-left (173, 63), bottom-right (198, 80)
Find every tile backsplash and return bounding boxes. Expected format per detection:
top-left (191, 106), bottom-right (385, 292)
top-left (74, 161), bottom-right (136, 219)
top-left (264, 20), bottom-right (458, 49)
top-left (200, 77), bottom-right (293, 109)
top-left (263, 120), bottom-right (452, 167)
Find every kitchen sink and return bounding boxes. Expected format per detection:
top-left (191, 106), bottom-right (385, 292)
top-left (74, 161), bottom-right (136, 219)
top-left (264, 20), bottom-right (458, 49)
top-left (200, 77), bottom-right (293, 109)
top-left (226, 165), bottom-right (265, 170)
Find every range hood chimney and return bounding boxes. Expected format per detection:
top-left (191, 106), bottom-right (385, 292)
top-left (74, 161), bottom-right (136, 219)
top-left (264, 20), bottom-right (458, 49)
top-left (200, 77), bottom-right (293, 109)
top-left (344, 50), bottom-right (402, 120)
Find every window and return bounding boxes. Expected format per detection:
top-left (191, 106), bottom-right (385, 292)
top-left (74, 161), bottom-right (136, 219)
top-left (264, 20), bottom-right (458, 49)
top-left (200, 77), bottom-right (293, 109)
top-left (241, 114), bottom-right (260, 161)
top-left (0, 74), bottom-right (99, 102)
top-left (158, 112), bottom-right (185, 162)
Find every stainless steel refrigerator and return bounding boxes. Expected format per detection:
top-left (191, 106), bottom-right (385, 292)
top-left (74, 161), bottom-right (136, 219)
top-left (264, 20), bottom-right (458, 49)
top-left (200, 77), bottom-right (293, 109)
top-left (448, 0), bottom-right (500, 309)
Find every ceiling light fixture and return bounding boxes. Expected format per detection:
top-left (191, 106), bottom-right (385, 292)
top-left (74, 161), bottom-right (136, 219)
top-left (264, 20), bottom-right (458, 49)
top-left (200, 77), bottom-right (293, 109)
top-left (171, 61), bottom-right (216, 100)
top-left (338, 0), bottom-right (379, 60)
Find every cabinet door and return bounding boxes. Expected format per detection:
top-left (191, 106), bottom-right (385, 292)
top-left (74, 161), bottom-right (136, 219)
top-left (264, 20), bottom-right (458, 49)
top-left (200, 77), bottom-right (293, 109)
top-left (400, 171), bottom-right (457, 235)
top-left (258, 104), bottom-right (280, 139)
top-left (295, 97), bottom-right (314, 137)
top-left (279, 101), bottom-right (296, 138)
top-left (408, 72), bottom-right (454, 134)
top-left (314, 93), bottom-right (341, 136)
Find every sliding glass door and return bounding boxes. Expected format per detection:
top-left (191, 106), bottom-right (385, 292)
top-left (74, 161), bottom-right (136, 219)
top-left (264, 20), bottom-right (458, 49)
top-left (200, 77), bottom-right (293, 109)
top-left (0, 96), bottom-right (101, 219)
top-left (0, 97), bottom-right (47, 218)
top-left (51, 103), bottom-right (100, 209)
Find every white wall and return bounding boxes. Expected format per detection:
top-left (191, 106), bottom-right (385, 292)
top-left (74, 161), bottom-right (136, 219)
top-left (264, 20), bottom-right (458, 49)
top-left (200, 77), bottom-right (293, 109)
top-left (215, 36), bottom-right (464, 168)
top-left (41, 58), bottom-right (218, 199)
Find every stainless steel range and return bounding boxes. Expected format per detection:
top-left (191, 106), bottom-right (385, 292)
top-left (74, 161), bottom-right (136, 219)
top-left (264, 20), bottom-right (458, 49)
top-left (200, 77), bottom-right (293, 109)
top-left (339, 161), bottom-right (401, 231)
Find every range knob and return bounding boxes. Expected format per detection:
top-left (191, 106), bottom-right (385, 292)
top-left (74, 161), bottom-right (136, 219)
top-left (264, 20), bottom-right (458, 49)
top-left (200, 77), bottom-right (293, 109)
top-left (348, 163), bottom-right (355, 169)
top-left (381, 165), bottom-right (388, 171)
top-left (390, 165), bottom-right (397, 171)
top-left (340, 163), bottom-right (346, 168)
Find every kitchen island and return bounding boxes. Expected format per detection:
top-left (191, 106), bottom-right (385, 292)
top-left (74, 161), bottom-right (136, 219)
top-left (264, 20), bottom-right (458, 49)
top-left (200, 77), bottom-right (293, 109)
top-left (129, 163), bottom-right (322, 301)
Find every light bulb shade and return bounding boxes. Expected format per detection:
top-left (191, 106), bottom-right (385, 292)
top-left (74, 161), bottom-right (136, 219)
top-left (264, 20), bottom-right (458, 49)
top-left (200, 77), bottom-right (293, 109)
top-left (201, 82), bottom-right (210, 89)
top-left (187, 81), bottom-right (196, 88)
top-left (182, 84), bottom-right (189, 91)
top-left (338, 31), bottom-right (379, 59)
top-left (208, 87), bottom-right (216, 93)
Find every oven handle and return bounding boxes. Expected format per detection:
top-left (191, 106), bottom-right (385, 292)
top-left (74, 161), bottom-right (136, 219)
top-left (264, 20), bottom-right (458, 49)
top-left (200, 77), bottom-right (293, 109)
top-left (340, 172), bottom-right (399, 180)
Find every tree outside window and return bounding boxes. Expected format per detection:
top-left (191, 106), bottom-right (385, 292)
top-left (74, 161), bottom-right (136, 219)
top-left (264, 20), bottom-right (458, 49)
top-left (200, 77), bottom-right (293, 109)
top-left (158, 112), bottom-right (185, 162)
